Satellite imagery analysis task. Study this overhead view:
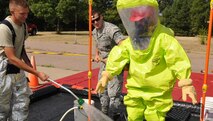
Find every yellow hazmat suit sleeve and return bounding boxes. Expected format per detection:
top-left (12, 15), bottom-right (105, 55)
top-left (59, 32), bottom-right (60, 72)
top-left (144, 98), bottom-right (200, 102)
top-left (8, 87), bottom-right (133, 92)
top-left (95, 41), bottom-right (130, 94)
top-left (106, 41), bottom-right (130, 76)
top-left (163, 33), bottom-right (191, 80)
top-left (178, 79), bottom-right (197, 104)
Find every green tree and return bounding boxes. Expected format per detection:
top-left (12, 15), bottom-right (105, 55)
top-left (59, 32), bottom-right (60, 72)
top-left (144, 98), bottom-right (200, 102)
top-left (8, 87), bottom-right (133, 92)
top-left (162, 0), bottom-right (210, 36)
top-left (1, 0), bottom-right (210, 34)
top-left (29, 0), bottom-right (88, 33)
top-left (92, 0), bottom-right (126, 34)
top-left (190, 0), bottom-right (209, 35)
top-left (158, 0), bottom-right (173, 12)
top-left (0, 0), bottom-right (10, 20)
top-left (28, 0), bottom-right (58, 30)
top-left (161, 5), bottom-right (173, 27)
top-left (162, 0), bottom-right (192, 36)
top-left (56, 0), bottom-right (88, 30)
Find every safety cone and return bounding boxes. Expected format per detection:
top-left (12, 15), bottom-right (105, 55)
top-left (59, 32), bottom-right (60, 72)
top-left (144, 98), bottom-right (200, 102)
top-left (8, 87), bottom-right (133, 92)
top-left (28, 55), bottom-right (39, 88)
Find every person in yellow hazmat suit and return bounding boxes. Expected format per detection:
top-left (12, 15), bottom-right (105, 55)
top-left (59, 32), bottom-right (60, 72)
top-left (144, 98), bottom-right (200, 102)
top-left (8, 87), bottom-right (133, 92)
top-left (95, 0), bottom-right (198, 121)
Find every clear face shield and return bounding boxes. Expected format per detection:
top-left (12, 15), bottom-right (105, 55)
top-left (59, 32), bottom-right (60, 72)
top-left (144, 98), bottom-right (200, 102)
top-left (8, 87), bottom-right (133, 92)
top-left (118, 6), bottom-right (158, 50)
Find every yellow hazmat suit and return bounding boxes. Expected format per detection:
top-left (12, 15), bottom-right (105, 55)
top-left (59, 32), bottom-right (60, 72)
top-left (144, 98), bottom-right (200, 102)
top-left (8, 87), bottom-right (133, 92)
top-left (96, 0), bottom-right (197, 120)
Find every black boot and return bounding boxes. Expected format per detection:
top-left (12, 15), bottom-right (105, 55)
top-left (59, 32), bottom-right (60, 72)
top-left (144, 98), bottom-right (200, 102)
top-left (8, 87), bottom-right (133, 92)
top-left (113, 112), bottom-right (128, 121)
top-left (113, 114), bottom-right (121, 121)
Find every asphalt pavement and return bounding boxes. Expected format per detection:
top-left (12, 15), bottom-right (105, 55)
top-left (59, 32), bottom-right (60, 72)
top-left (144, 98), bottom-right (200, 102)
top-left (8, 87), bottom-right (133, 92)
top-left (24, 35), bottom-right (213, 82)
top-left (25, 38), bottom-right (99, 82)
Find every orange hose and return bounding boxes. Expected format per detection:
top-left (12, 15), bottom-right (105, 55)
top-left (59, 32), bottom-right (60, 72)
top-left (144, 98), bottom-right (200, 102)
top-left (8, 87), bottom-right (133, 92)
top-left (200, 3), bottom-right (213, 121)
top-left (88, 0), bottom-right (93, 106)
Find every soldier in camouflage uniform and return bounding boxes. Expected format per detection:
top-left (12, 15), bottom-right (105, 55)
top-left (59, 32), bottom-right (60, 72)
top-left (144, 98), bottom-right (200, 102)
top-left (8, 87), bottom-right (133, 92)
top-left (92, 11), bottom-right (125, 120)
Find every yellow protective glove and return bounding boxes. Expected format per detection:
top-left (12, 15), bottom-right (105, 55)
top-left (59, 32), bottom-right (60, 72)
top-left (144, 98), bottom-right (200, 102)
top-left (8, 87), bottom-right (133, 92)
top-left (178, 79), bottom-right (198, 105)
top-left (95, 71), bottom-right (113, 93)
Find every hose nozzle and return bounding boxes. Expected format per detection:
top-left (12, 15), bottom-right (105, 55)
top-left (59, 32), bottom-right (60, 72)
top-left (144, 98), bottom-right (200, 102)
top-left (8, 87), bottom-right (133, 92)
top-left (78, 98), bottom-right (85, 105)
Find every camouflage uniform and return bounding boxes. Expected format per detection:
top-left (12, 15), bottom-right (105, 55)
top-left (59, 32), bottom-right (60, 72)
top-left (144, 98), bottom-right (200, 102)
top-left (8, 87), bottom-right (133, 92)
top-left (92, 21), bottom-right (125, 117)
top-left (0, 17), bottom-right (32, 121)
